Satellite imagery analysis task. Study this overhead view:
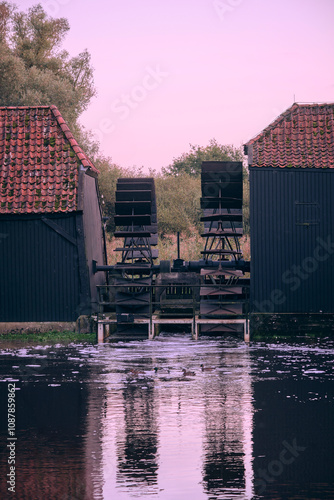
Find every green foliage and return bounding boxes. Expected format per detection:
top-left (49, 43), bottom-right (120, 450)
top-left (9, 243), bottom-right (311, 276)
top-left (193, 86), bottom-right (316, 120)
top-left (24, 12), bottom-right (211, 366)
top-left (0, 2), bottom-right (96, 127)
top-left (0, 330), bottom-right (96, 342)
top-left (97, 153), bottom-right (250, 239)
top-left (155, 174), bottom-right (202, 235)
top-left (71, 122), bottom-right (100, 161)
top-left (11, 3), bottom-right (70, 70)
top-left (162, 138), bottom-right (244, 177)
top-left (158, 230), bottom-right (203, 261)
top-left (0, 1), bottom-right (12, 44)
top-left (97, 158), bottom-right (202, 236)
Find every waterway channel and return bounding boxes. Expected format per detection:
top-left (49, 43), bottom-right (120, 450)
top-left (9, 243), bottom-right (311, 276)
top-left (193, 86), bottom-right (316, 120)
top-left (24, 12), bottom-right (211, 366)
top-left (0, 333), bottom-right (333, 499)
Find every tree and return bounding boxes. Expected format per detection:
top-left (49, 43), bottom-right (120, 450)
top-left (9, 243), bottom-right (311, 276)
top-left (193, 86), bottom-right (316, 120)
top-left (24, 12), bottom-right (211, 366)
top-left (162, 138), bottom-right (244, 177)
top-left (155, 174), bottom-right (202, 235)
top-left (0, 1), bottom-right (13, 44)
top-left (161, 139), bottom-right (250, 235)
top-left (0, 2), bottom-right (96, 127)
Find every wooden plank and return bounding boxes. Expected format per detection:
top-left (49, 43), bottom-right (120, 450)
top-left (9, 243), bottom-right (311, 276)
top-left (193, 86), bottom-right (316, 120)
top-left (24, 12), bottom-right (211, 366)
top-left (204, 221), bottom-right (243, 231)
top-left (116, 190), bottom-right (152, 201)
top-left (117, 182), bottom-right (153, 191)
top-left (114, 231), bottom-right (152, 237)
top-left (200, 214), bottom-right (242, 222)
top-left (199, 324), bottom-right (244, 334)
top-left (201, 181), bottom-right (243, 199)
top-left (115, 298), bottom-right (150, 307)
top-left (152, 318), bottom-right (193, 324)
top-left (131, 250), bottom-right (158, 259)
top-left (117, 177), bottom-right (154, 183)
top-left (148, 235), bottom-right (158, 246)
top-left (115, 277), bottom-right (151, 286)
top-left (114, 214), bottom-right (151, 225)
top-left (200, 303), bottom-right (244, 316)
top-left (201, 162), bottom-right (242, 181)
top-left (200, 268), bottom-right (243, 278)
top-left (200, 286), bottom-right (243, 296)
top-left (41, 218), bottom-right (77, 246)
top-left (201, 197), bottom-right (242, 209)
top-left (75, 215), bottom-right (91, 315)
top-left (196, 318), bottom-right (246, 324)
top-left (115, 201), bottom-right (151, 215)
top-left (201, 249), bottom-right (242, 255)
top-left (201, 230), bottom-right (243, 237)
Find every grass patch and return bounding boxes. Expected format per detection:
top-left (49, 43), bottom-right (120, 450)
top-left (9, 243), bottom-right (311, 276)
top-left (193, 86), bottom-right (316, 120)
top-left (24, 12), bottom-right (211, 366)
top-left (251, 331), bottom-right (332, 341)
top-left (251, 334), bottom-right (293, 341)
top-left (0, 330), bottom-right (96, 343)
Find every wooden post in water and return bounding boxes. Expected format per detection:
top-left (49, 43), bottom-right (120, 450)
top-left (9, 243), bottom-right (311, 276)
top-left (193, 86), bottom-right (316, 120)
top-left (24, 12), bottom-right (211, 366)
top-left (148, 286), bottom-right (154, 340)
top-left (193, 316), bottom-right (199, 341)
top-left (97, 322), bottom-right (104, 343)
top-left (148, 318), bottom-right (153, 340)
top-left (244, 318), bottom-right (250, 343)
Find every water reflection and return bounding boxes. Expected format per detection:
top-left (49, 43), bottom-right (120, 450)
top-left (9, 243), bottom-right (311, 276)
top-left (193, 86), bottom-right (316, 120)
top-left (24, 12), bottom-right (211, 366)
top-left (201, 350), bottom-right (254, 499)
top-left (0, 345), bottom-right (106, 500)
top-left (251, 341), bottom-right (334, 499)
top-left (0, 336), bottom-right (333, 499)
top-left (97, 339), bottom-right (255, 499)
top-left (117, 383), bottom-right (159, 489)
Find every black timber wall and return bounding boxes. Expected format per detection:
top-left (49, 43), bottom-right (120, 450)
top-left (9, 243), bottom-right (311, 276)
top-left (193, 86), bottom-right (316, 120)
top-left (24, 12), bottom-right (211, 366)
top-left (0, 213), bottom-right (87, 322)
top-left (81, 173), bottom-right (106, 313)
top-left (250, 167), bottom-right (334, 314)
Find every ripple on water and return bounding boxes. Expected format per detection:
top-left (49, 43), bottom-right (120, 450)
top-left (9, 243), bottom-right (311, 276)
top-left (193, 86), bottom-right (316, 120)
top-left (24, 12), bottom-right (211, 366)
top-left (0, 335), bottom-right (333, 499)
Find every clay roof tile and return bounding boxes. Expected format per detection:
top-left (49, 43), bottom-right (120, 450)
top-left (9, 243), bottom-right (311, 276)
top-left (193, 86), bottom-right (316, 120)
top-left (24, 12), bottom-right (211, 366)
top-left (245, 103), bottom-right (334, 168)
top-left (0, 105), bottom-right (99, 214)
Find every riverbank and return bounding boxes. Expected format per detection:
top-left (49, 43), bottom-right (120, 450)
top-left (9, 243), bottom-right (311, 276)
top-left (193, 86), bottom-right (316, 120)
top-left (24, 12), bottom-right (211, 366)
top-left (0, 330), bottom-right (96, 343)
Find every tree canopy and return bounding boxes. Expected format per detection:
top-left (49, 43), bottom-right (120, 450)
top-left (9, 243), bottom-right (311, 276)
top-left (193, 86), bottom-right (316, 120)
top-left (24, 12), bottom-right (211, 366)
top-left (162, 138), bottom-right (244, 176)
top-left (0, 5), bottom-right (249, 241)
top-left (0, 2), bottom-right (96, 127)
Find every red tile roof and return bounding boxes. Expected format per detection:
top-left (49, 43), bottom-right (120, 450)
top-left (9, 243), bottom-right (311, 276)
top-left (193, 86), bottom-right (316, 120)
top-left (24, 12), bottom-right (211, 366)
top-left (0, 105), bottom-right (99, 214)
top-left (244, 103), bottom-right (334, 168)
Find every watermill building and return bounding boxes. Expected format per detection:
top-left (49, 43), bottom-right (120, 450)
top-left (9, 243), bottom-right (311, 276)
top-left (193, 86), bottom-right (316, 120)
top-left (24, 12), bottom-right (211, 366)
top-left (244, 103), bottom-right (334, 330)
top-left (0, 106), bottom-right (106, 331)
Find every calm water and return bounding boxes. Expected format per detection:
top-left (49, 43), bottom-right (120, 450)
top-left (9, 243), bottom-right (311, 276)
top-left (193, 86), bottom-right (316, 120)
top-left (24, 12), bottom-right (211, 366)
top-left (0, 333), bottom-right (333, 500)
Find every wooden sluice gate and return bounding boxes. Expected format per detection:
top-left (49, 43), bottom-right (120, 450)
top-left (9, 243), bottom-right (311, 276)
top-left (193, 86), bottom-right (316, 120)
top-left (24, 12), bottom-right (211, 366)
top-left (95, 280), bottom-right (250, 343)
top-left (97, 315), bottom-right (250, 342)
top-left (93, 162), bottom-right (251, 343)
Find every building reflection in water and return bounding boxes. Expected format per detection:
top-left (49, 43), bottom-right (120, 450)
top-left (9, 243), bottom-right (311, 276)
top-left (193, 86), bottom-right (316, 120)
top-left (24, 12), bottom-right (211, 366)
top-left (201, 348), bottom-right (254, 499)
top-left (0, 350), bottom-right (106, 500)
top-left (251, 347), bottom-right (334, 499)
top-left (117, 383), bottom-right (159, 488)
top-left (101, 347), bottom-right (254, 499)
top-left (3, 340), bottom-right (333, 498)
top-left (101, 367), bottom-right (160, 498)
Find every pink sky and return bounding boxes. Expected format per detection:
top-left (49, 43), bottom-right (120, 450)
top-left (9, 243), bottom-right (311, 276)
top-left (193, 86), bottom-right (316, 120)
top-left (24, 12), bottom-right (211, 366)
top-left (20, 0), bottom-right (334, 171)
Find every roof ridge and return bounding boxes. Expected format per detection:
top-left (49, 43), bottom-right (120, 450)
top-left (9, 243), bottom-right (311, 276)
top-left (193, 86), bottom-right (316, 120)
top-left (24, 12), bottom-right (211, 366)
top-left (0, 105), bottom-right (100, 214)
top-left (0, 105), bottom-right (52, 110)
top-left (49, 105), bottom-right (99, 174)
top-left (244, 102), bottom-right (334, 169)
top-left (246, 103), bottom-right (298, 145)
top-left (0, 104), bottom-right (99, 174)
top-left (246, 102), bottom-right (334, 146)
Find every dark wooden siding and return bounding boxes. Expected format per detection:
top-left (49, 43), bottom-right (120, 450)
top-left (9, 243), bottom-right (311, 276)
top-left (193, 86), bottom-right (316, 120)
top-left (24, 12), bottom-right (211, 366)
top-left (82, 173), bottom-right (106, 312)
top-left (250, 167), bottom-right (334, 313)
top-left (0, 214), bottom-right (81, 321)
